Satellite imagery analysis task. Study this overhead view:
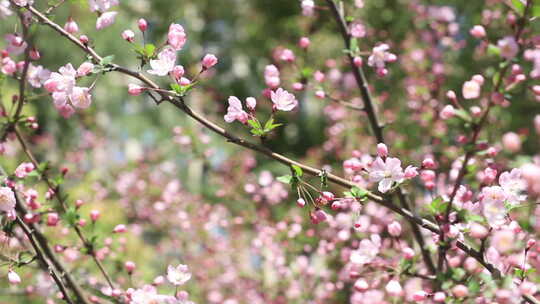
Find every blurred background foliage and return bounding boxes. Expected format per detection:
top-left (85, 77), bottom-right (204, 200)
top-left (1, 0), bottom-right (540, 302)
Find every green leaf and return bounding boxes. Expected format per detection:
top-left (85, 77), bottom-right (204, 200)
top-left (248, 119), bottom-right (262, 130)
top-left (350, 38), bottom-right (359, 53)
top-left (451, 268), bottom-right (466, 281)
top-left (301, 68), bottom-right (313, 79)
top-left (291, 165), bottom-right (303, 177)
top-left (62, 206), bottom-right (80, 227)
top-left (144, 44), bottom-right (156, 57)
top-left (277, 175), bottom-right (293, 184)
top-left (170, 83), bottom-right (182, 94)
top-left (487, 44), bottom-right (500, 57)
top-left (510, 0), bottom-right (525, 15)
top-left (454, 109), bottom-right (472, 122)
top-left (426, 196), bottom-right (448, 214)
top-left (347, 186), bottom-right (368, 199)
top-left (100, 55), bottom-right (115, 66)
top-left (468, 279), bottom-right (480, 294)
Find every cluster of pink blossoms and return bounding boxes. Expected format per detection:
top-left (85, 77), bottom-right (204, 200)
top-left (481, 168), bottom-right (527, 227)
top-left (44, 63), bottom-right (94, 118)
top-left (128, 22), bottom-right (217, 95)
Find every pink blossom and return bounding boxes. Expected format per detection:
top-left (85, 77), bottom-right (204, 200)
top-left (0, 1), bottom-right (12, 19)
top-left (271, 88), bottom-right (298, 111)
top-left (121, 30), bottom-right (135, 42)
top-left (128, 84), bottom-right (144, 96)
top-left (0, 187), bottom-right (16, 213)
top-left (279, 49), bottom-right (295, 62)
top-left (5, 34), bottom-right (27, 55)
top-left (376, 143), bottom-right (388, 158)
top-left (462, 80), bottom-right (480, 99)
top-left (301, 0), bottom-right (315, 16)
top-left (353, 56), bottom-right (363, 67)
top-left (47, 213), bottom-right (59, 226)
top-left (498, 36), bottom-right (519, 59)
top-left (264, 64), bottom-right (280, 88)
top-left (350, 22), bottom-right (366, 38)
top-left (96, 11), bottom-right (118, 30)
top-left (70, 87), bottom-right (92, 109)
top-left (27, 64), bottom-right (50, 88)
top-left (412, 290), bottom-right (428, 302)
top-left (15, 162), bottom-right (34, 178)
top-left (77, 62), bottom-right (94, 77)
top-left (440, 105), bottom-right (455, 120)
top-left (368, 44), bottom-right (396, 70)
top-left (350, 234), bottom-right (381, 265)
top-left (113, 224), bottom-right (127, 233)
top-left (88, 0), bottom-right (118, 13)
top-left (137, 18), bottom-right (147, 32)
top-left (469, 223), bottom-right (488, 239)
top-left (452, 285), bottom-right (468, 298)
top-left (147, 47), bottom-right (176, 76)
top-left (171, 65), bottom-right (185, 80)
top-left (367, 157), bottom-right (404, 193)
top-left (64, 19), bottom-right (79, 34)
top-left (202, 54), bottom-right (218, 69)
top-left (491, 229), bottom-right (515, 253)
top-left (502, 132), bottom-right (521, 152)
top-left (388, 221), bottom-right (402, 237)
top-left (298, 37), bottom-right (310, 49)
top-left (296, 198), bottom-right (306, 207)
top-left (469, 25), bottom-right (486, 39)
top-left (7, 270), bottom-right (20, 285)
top-left (246, 97), bottom-right (256, 111)
top-left (482, 186), bottom-right (507, 227)
top-left (499, 168), bottom-right (526, 205)
top-left (125, 261), bottom-right (136, 273)
top-left (385, 280), bottom-right (403, 297)
top-left (1, 57), bottom-right (16, 75)
top-left (166, 264), bottom-right (191, 285)
top-left (224, 96), bottom-right (248, 124)
top-left (404, 166), bottom-right (418, 179)
top-left (167, 24), bottom-right (187, 51)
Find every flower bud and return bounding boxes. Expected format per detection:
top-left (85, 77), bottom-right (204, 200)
top-left (121, 30), bottom-right (135, 42)
top-left (138, 18), bottom-right (148, 32)
top-left (113, 224), bottom-right (127, 233)
top-left (47, 213), bottom-right (59, 227)
top-left (125, 261), bottom-right (136, 274)
top-left (469, 25), bottom-right (486, 39)
top-left (315, 90), bottom-right (325, 99)
top-left (469, 223), bottom-right (488, 239)
top-left (353, 56), bottom-right (363, 67)
top-left (440, 105), bottom-right (455, 120)
top-left (376, 143), bottom-right (388, 158)
top-left (90, 210), bottom-right (100, 222)
top-left (64, 18), bottom-right (79, 34)
top-left (79, 35), bottom-right (89, 44)
top-left (29, 48), bottom-right (40, 60)
top-left (128, 84), bottom-right (144, 96)
top-left (412, 291), bottom-right (428, 302)
top-left (388, 221), bottom-right (402, 237)
top-left (402, 247), bottom-right (415, 259)
top-left (433, 292), bottom-right (446, 302)
top-left (246, 97), bottom-right (256, 111)
top-left (299, 37), bottom-right (310, 49)
top-left (354, 279), bottom-right (369, 292)
top-left (422, 158), bottom-right (436, 169)
top-left (452, 285), bottom-right (468, 298)
top-left (202, 54), bottom-right (218, 69)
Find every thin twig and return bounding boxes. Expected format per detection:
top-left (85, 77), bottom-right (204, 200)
top-left (323, 0), bottom-right (436, 275)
